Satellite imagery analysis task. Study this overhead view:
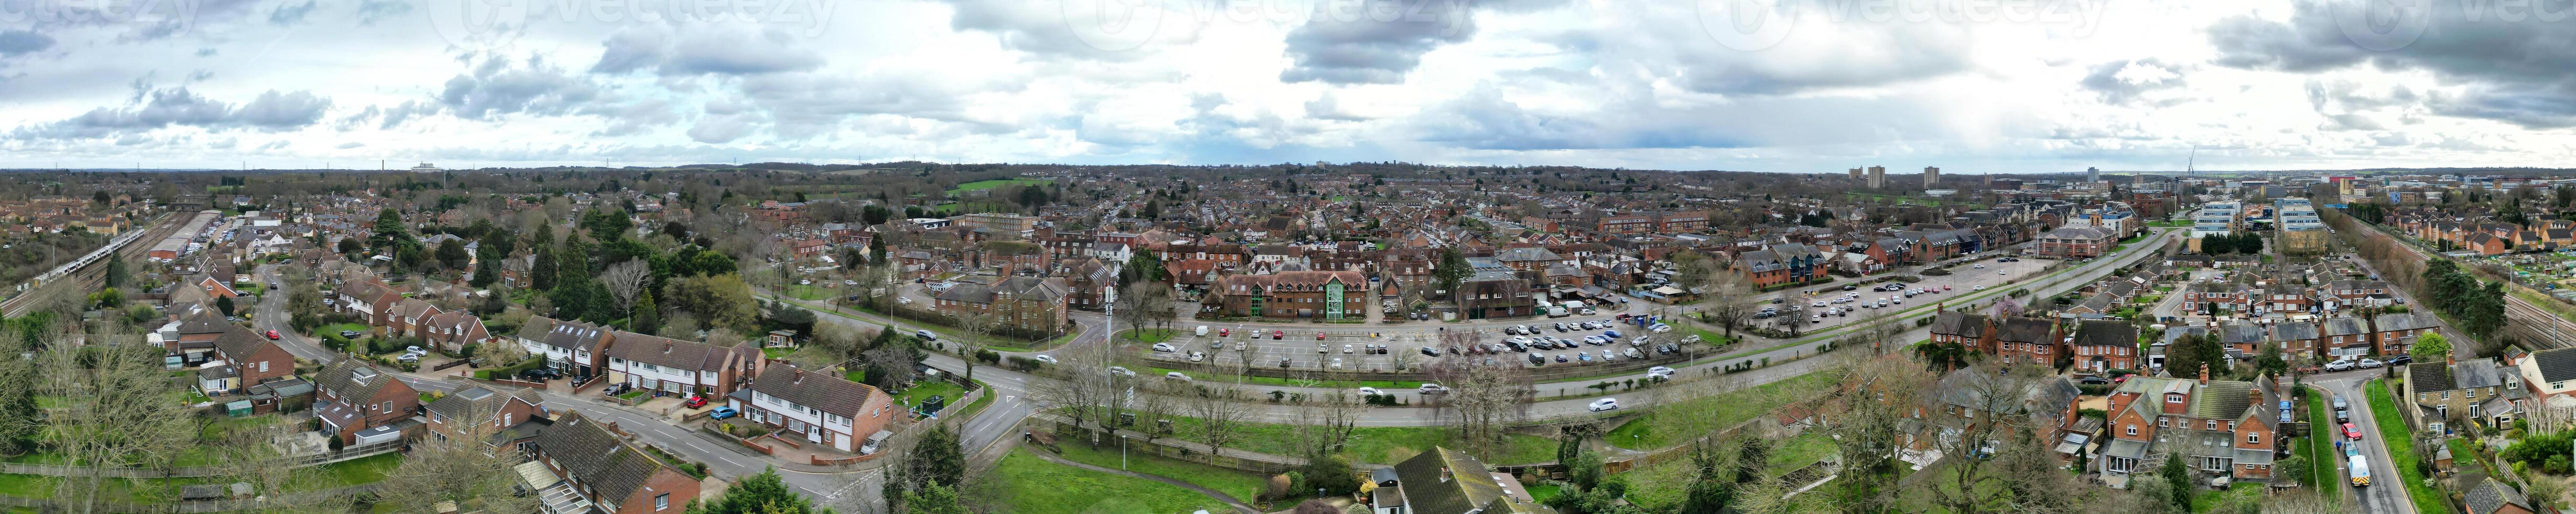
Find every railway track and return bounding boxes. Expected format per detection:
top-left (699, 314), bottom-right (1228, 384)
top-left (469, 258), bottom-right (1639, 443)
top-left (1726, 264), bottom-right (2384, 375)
top-left (0, 213), bottom-right (185, 318)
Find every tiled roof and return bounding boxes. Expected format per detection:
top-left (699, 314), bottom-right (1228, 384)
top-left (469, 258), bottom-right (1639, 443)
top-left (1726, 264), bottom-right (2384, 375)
top-left (2070, 320), bottom-right (2136, 347)
top-left (530, 412), bottom-right (679, 508)
top-left (425, 385), bottom-right (542, 422)
top-left (2406, 361), bottom-right (2456, 393)
top-left (744, 368), bottom-right (890, 418)
top-left (1994, 317), bottom-right (2055, 344)
top-left (602, 330), bottom-right (755, 372)
top-left (1928, 311), bottom-right (1987, 338)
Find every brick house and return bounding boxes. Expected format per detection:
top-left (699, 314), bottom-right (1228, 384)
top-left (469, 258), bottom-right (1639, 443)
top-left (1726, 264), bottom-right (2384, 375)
top-left (1200, 271), bottom-right (1373, 320)
top-left (423, 385), bottom-right (546, 445)
top-left (931, 275), bottom-right (1071, 333)
top-left (2034, 226), bottom-right (2117, 259)
top-left (514, 316), bottom-right (613, 381)
top-left (523, 411), bottom-right (701, 514)
top-left (2095, 370), bottom-right (2281, 485)
top-left (312, 361), bottom-right (422, 445)
top-left (729, 367), bottom-right (899, 453)
top-left (417, 310), bottom-right (493, 353)
top-left (601, 330), bottom-right (764, 399)
top-left (2068, 319), bottom-right (2139, 373)
top-left (207, 326), bottom-right (297, 392)
top-left (2404, 357), bottom-right (2513, 430)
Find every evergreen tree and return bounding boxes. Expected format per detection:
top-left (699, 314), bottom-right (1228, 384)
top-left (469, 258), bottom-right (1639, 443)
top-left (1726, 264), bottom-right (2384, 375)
top-left (686, 468), bottom-right (830, 514)
top-left (632, 292), bottom-right (660, 335)
top-left (531, 245), bottom-right (559, 291)
top-left (2159, 453), bottom-right (2194, 511)
top-left (0, 332), bottom-right (39, 455)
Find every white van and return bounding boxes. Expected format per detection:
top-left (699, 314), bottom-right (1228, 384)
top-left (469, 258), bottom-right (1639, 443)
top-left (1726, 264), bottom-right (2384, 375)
top-left (1195, 326), bottom-right (1210, 337)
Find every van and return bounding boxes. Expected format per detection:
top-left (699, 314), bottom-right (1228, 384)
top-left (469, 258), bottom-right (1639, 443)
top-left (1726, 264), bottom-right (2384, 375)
top-left (1195, 326), bottom-right (1210, 337)
top-left (914, 329), bottom-right (939, 341)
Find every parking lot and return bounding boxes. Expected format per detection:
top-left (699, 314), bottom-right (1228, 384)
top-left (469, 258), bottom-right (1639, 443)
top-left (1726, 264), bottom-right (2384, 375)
top-left (1136, 316), bottom-right (1703, 374)
top-left (1755, 254), bottom-right (2056, 331)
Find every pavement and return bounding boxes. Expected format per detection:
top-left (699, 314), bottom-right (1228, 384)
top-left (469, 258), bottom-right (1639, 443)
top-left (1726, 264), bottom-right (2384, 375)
top-left (2307, 370), bottom-right (2420, 514)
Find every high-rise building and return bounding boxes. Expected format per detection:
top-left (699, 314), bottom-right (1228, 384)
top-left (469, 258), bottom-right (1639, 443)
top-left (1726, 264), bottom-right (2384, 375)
top-left (1867, 166), bottom-right (1886, 188)
top-left (1923, 166), bottom-right (1940, 187)
top-left (2086, 166), bottom-right (2100, 183)
top-left (1849, 167), bottom-right (1864, 180)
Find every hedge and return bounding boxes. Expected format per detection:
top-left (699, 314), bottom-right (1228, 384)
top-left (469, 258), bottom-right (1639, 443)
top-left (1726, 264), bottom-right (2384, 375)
top-left (475, 356), bottom-right (547, 380)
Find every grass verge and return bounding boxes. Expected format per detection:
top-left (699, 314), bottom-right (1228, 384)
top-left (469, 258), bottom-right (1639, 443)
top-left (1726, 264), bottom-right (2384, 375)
top-left (2306, 390), bottom-right (2341, 507)
top-left (1604, 370), bottom-right (1838, 451)
top-left (1116, 411), bottom-right (1557, 465)
top-left (2365, 378), bottom-right (2446, 514)
top-left (992, 448), bottom-right (1232, 514)
top-left (1048, 440), bottom-right (1270, 505)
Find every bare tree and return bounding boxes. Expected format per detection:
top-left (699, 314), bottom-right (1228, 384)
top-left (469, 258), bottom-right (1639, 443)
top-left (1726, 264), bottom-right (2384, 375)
top-left (1184, 382), bottom-right (1257, 451)
top-left (1130, 379), bottom-right (1182, 442)
top-left (953, 312), bottom-right (997, 384)
top-left (1815, 354), bottom-right (1935, 514)
top-left (1923, 364), bottom-right (2055, 514)
top-left (41, 326), bottom-right (197, 514)
top-left (1114, 281), bottom-right (1168, 338)
top-left (208, 419), bottom-right (355, 514)
top-left (1704, 269), bottom-right (1758, 338)
top-left (598, 259), bottom-right (653, 319)
top-left (1426, 330), bottom-right (1530, 457)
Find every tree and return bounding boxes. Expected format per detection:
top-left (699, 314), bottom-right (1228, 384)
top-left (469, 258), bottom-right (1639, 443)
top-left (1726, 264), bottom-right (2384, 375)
top-left (214, 295), bottom-right (235, 317)
top-left (336, 237), bottom-right (362, 255)
top-left (1922, 365), bottom-right (2057, 514)
top-left (1120, 249), bottom-right (1164, 287)
top-left (2163, 331), bottom-right (2225, 381)
top-left (41, 326), bottom-right (197, 514)
top-left (1816, 355), bottom-right (1932, 514)
top-left (664, 274), bottom-right (759, 334)
top-left (2254, 342), bottom-right (2289, 378)
top-left (2157, 452), bottom-right (2195, 512)
top-left (1702, 267), bottom-right (1757, 338)
top-left (436, 238), bottom-right (470, 269)
top-left (1428, 331), bottom-right (1531, 458)
top-left (693, 468), bottom-right (830, 514)
top-left (1186, 379), bottom-right (1258, 452)
top-left (372, 208), bottom-right (410, 250)
top-left (1434, 247), bottom-right (1472, 299)
top-left (885, 425), bottom-right (964, 513)
top-left (631, 291), bottom-right (661, 335)
top-left (531, 244), bottom-right (560, 291)
top-left (600, 260), bottom-right (654, 320)
top-left (101, 257), bottom-right (127, 289)
top-left (899, 482), bottom-right (971, 514)
top-left (0, 330), bottom-right (39, 456)
top-left (2410, 332), bottom-right (2452, 361)
top-left (1912, 340), bottom-right (1971, 373)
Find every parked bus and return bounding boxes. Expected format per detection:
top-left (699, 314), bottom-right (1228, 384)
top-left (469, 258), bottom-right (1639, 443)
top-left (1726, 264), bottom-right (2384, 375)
top-left (2349, 454), bottom-right (2371, 487)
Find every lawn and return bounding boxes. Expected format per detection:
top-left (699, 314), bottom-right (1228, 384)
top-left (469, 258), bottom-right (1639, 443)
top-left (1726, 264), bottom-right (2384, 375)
top-left (1768, 432), bottom-right (1836, 475)
top-left (2188, 481), bottom-right (2267, 512)
top-left (2305, 391), bottom-right (2341, 506)
top-left (893, 381), bottom-right (966, 413)
top-left (318, 322), bottom-right (371, 337)
top-left (1143, 412), bottom-right (1557, 465)
top-left (786, 284), bottom-right (833, 301)
top-left (1049, 440), bottom-right (1271, 504)
top-left (2365, 378), bottom-right (2447, 514)
top-left (199, 413), bottom-right (283, 441)
top-left (1526, 484), bottom-right (1561, 504)
top-left (1147, 367), bottom-right (1425, 390)
top-left (1604, 370), bottom-right (1839, 451)
top-left (288, 452), bottom-right (403, 492)
top-left (843, 369), bottom-right (867, 384)
top-left (762, 347), bottom-right (797, 360)
top-left (948, 178), bottom-right (1054, 194)
top-left (991, 448), bottom-right (1231, 514)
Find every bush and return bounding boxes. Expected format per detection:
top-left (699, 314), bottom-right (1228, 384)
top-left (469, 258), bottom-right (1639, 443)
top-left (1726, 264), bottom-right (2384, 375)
top-left (320, 333), bottom-right (351, 351)
top-left (1004, 356), bottom-right (1044, 371)
top-left (973, 349), bottom-right (1001, 365)
top-left (1921, 267), bottom-right (1952, 276)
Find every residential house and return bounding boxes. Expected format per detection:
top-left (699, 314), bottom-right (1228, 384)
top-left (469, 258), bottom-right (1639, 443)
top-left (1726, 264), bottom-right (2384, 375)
top-left (930, 276), bottom-right (1071, 333)
top-left (516, 317), bottom-right (613, 381)
top-left (729, 367), bottom-right (899, 453)
top-left (417, 310), bottom-right (493, 353)
top-left (2464, 476), bottom-right (2538, 514)
top-left (601, 330), bottom-right (764, 399)
top-left (208, 326), bottom-right (296, 391)
top-left (522, 412), bottom-right (702, 514)
top-left (2095, 371), bottom-right (2281, 486)
top-left (2068, 320), bottom-right (2140, 373)
top-left (1369, 447), bottom-right (1558, 514)
top-left (2405, 357), bottom-right (2511, 431)
top-left (1201, 271), bottom-right (1373, 320)
top-left (311, 361), bottom-right (422, 445)
top-left (423, 385), bottom-right (548, 445)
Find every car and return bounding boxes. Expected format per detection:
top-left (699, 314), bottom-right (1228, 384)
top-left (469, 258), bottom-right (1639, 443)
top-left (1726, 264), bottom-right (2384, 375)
top-left (2341, 422), bottom-right (2362, 440)
top-left (1999, 270), bottom-right (2008, 275)
top-left (1579, 307), bottom-right (1596, 316)
top-left (1359, 387), bottom-right (1382, 395)
top-left (2387, 355), bottom-right (2412, 366)
top-left (1647, 366), bottom-right (1675, 378)
top-left (1034, 355), bottom-right (1058, 365)
top-left (915, 329), bottom-right (940, 341)
top-left (1166, 371), bottom-right (1192, 381)
top-left (1151, 342), bottom-right (1179, 352)
top-left (2110, 252), bottom-right (2120, 257)
top-left (1650, 324), bottom-right (1673, 333)
top-left (1218, 328), bottom-right (1229, 337)
top-left (264, 329), bottom-right (280, 340)
top-left (1318, 344), bottom-right (1329, 354)
top-left (2358, 358), bottom-right (2384, 369)
top-left (1274, 330), bottom-right (1285, 339)
top-left (685, 395), bottom-right (708, 408)
top-left (396, 352), bottom-right (422, 362)
top-left (1279, 357), bottom-right (1293, 368)
top-left (1812, 301), bottom-right (1828, 307)
top-left (2336, 407), bottom-right (2350, 422)
top-left (340, 330), bottom-right (363, 338)
top-left (1344, 344), bottom-right (1357, 354)
top-left (1505, 326), bottom-right (1523, 335)
top-left (1892, 297), bottom-right (1902, 305)
top-left (1844, 284), bottom-right (1858, 291)
top-left (1318, 332), bottom-right (1328, 340)
top-left (1604, 329), bottom-right (1623, 339)
top-left (1528, 354), bottom-right (1546, 365)
top-left (1972, 285), bottom-right (1987, 291)
top-left (1942, 285), bottom-right (1951, 291)
top-left (1589, 398), bottom-right (1621, 412)
top-left (2332, 395), bottom-right (2350, 411)
top-left (405, 346), bottom-right (424, 354)
top-left (1623, 348), bottom-right (1643, 359)
top-left (1108, 366), bottom-right (1136, 378)
top-left (2325, 359), bottom-right (2356, 371)
top-left (1973, 264), bottom-right (1985, 269)
top-left (1189, 352), bottom-right (1206, 362)
top-left (708, 406), bottom-right (738, 420)
top-left (1555, 354), bottom-right (1569, 362)
top-left (2076, 375), bottom-right (2111, 385)
top-left (1420, 383), bottom-right (1449, 394)
top-left (1577, 352), bottom-right (1593, 362)
top-left (1421, 346), bottom-right (1441, 357)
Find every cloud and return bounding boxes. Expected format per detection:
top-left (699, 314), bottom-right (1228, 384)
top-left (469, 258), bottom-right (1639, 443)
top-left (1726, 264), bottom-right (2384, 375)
top-left (2209, 0), bottom-right (2576, 128)
top-left (590, 26), bottom-right (826, 77)
top-left (2081, 58), bottom-right (2189, 106)
top-left (269, 1), bottom-right (318, 26)
top-left (439, 55), bottom-right (603, 120)
top-left (0, 30), bottom-right (55, 57)
top-left (939, 0), bottom-right (1195, 61)
top-left (10, 87), bottom-right (332, 140)
top-left (335, 141), bottom-right (366, 148)
top-left (356, 0), bottom-right (413, 25)
top-left (1277, 0), bottom-right (1477, 84)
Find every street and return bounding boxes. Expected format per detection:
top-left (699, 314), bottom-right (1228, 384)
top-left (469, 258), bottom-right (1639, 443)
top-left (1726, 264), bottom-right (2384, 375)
top-left (2308, 370), bottom-right (2417, 514)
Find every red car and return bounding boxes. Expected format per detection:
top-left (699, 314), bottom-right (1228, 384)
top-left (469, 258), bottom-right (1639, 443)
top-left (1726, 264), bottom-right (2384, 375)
top-left (2342, 422), bottom-right (2362, 440)
top-left (1942, 285), bottom-right (1952, 291)
top-left (1218, 328), bottom-right (1229, 337)
top-left (1273, 330), bottom-right (1284, 340)
top-left (264, 330), bottom-right (280, 340)
top-left (684, 395), bottom-right (708, 409)
top-left (1317, 332), bottom-right (1327, 340)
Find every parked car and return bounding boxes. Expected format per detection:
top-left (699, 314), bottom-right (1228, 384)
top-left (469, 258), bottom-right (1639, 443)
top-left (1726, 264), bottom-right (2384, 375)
top-left (2332, 395), bottom-right (2350, 411)
top-left (1108, 366), bottom-right (1136, 378)
top-left (2325, 359), bottom-right (2356, 371)
top-left (1151, 342), bottom-right (1179, 352)
top-left (340, 330), bottom-right (363, 338)
top-left (1589, 398), bottom-right (1621, 412)
top-left (1358, 387), bottom-right (1381, 396)
top-left (2387, 355), bottom-right (2412, 366)
top-left (2341, 422), bottom-right (2361, 440)
top-left (708, 406), bottom-right (738, 420)
top-left (2357, 358), bottom-right (2384, 369)
top-left (264, 330), bottom-right (280, 340)
top-left (1420, 346), bottom-right (1441, 357)
top-left (1420, 383), bottom-right (1448, 394)
top-left (684, 395), bottom-right (708, 408)
top-left (1034, 355), bottom-right (1059, 365)
top-left (1165, 371), bottom-right (1192, 381)
top-left (1647, 366), bottom-right (1675, 378)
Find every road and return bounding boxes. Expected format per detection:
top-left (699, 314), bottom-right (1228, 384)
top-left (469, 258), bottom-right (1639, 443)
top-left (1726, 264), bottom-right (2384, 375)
top-left (251, 267), bottom-right (884, 511)
top-left (2307, 370), bottom-right (2417, 514)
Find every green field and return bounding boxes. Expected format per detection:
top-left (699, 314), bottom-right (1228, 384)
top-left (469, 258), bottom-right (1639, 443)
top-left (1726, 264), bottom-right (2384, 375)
top-left (1622, 431), bottom-right (1839, 512)
top-left (1049, 441), bottom-right (1270, 505)
top-left (786, 284), bottom-right (833, 301)
top-left (895, 381), bottom-right (966, 412)
top-left (1119, 328), bottom-right (1176, 344)
top-left (992, 448), bottom-right (1232, 514)
top-left (1135, 412), bottom-right (1556, 465)
top-left (949, 179), bottom-right (1054, 194)
top-left (1604, 370), bottom-right (1839, 451)
top-left (2365, 379), bottom-right (2445, 514)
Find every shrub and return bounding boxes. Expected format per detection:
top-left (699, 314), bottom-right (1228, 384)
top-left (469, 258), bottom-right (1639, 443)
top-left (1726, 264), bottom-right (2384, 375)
top-left (1921, 268), bottom-right (1952, 276)
top-left (320, 333), bottom-right (351, 351)
top-left (973, 349), bottom-right (1001, 365)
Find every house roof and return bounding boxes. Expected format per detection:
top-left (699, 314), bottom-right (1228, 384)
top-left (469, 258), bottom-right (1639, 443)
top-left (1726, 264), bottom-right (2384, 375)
top-left (211, 326), bottom-right (280, 362)
top-left (744, 367), bottom-right (891, 418)
top-left (1994, 317), bottom-right (2055, 344)
top-left (425, 385), bottom-right (542, 423)
top-left (2531, 347), bottom-right (2576, 383)
top-left (2216, 322), bottom-right (2266, 346)
top-left (2464, 477), bottom-right (2531, 514)
top-left (602, 330), bottom-right (756, 373)
top-left (2374, 312), bottom-right (2443, 332)
top-left (1391, 447), bottom-right (1556, 514)
top-left (2070, 319), bottom-right (2137, 348)
top-left (530, 411), bottom-right (681, 508)
top-left (1929, 311), bottom-right (1988, 338)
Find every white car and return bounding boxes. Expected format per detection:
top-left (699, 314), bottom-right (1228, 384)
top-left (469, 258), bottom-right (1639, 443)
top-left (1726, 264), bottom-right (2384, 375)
top-left (2325, 360), bottom-right (2356, 371)
top-left (1033, 355), bottom-right (1059, 365)
top-left (1589, 398), bottom-right (1621, 412)
top-left (1972, 285), bottom-right (1987, 291)
top-left (2000, 270), bottom-right (2008, 275)
top-left (1972, 264), bottom-right (1985, 269)
top-left (1344, 344), bottom-right (1357, 354)
top-left (1108, 366), bottom-right (1136, 378)
top-left (1165, 371), bottom-right (1192, 381)
top-left (1646, 366), bottom-right (1675, 378)
top-left (1151, 342), bottom-right (1179, 352)
top-left (1330, 358), bottom-right (1345, 370)
top-left (1649, 325), bottom-right (1673, 334)
top-left (2358, 358), bottom-right (2384, 369)
top-left (1188, 352), bottom-right (1206, 362)
top-left (1358, 387), bottom-right (1382, 395)
top-left (1419, 383), bottom-right (1448, 394)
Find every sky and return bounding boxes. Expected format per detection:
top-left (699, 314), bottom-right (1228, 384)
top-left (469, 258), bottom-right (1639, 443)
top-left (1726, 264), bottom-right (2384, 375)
top-left (0, 0), bottom-right (2570, 173)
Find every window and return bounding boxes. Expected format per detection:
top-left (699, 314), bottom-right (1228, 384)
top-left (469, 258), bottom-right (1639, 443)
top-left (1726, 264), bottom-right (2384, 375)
top-left (2247, 433), bottom-right (2259, 444)
top-left (2440, 392), bottom-right (2449, 400)
top-left (656, 494), bottom-right (670, 511)
top-left (2206, 420), bottom-right (2217, 430)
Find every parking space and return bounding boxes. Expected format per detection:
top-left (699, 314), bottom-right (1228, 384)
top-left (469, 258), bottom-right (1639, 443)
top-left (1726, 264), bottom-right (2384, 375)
top-left (1758, 254), bottom-right (2056, 331)
top-left (1135, 317), bottom-right (1697, 372)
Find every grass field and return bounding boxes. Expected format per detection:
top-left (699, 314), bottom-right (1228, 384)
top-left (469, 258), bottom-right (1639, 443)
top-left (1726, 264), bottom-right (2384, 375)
top-left (1604, 370), bottom-right (1839, 451)
top-left (762, 347), bottom-right (797, 360)
top-left (2365, 378), bottom-right (2446, 514)
top-left (893, 381), bottom-right (966, 413)
top-left (2306, 391), bottom-right (2341, 506)
top-left (1622, 431), bottom-right (1839, 512)
top-left (949, 179), bottom-right (1053, 194)
top-left (1120, 328), bottom-right (1177, 344)
top-left (1049, 441), bottom-right (1270, 504)
top-left (786, 284), bottom-right (833, 301)
top-left (992, 448), bottom-right (1232, 514)
top-left (1141, 412), bottom-right (1556, 465)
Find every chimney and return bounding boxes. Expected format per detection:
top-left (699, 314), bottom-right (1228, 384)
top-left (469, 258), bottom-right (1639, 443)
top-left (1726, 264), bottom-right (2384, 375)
top-left (790, 367), bottom-right (804, 384)
top-left (2198, 363), bottom-right (2209, 385)
top-left (2248, 387), bottom-right (2262, 412)
top-left (2447, 353), bottom-right (2455, 367)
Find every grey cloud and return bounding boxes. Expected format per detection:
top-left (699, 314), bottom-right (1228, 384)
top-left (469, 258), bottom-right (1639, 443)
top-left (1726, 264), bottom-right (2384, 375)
top-left (440, 55), bottom-right (602, 120)
top-left (357, 0), bottom-right (413, 25)
top-left (2081, 58), bottom-right (2190, 106)
top-left (207, 137), bottom-right (237, 149)
top-left (0, 30), bottom-right (55, 57)
top-left (195, 47), bottom-right (218, 57)
top-left (1278, 0), bottom-right (1476, 84)
top-left (2209, 0), bottom-right (2576, 128)
top-left (939, 0), bottom-right (1163, 61)
top-left (10, 87), bottom-right (332, 140)
top-left (1303, 92), bottom-right (1370, 122)
top-left (590, 27), bottom-right (823, 76)
top-left (269, 1), bottom-right (317, 25)
top-left (582, 99), bottom-right (680, 137)
top-left (336, 100), bottom-right (440, 130)
top-left (335, 141), bottom-right (365, 148)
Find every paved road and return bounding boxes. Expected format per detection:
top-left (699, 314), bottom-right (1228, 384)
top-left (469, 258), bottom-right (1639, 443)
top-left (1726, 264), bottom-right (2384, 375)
top-left (252, 267), bottom-right (881, 511)
top-left (2308, 371), bottom-right (2417, 514)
